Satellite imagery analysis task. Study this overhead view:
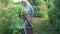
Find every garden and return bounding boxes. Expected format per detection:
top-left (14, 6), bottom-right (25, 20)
top-left (0, 0), bottom-right (60, 34)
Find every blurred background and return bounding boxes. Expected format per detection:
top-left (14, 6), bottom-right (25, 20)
top-left (0, 0), bottom-right (60, 34)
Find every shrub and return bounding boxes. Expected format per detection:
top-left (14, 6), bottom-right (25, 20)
top-left (48, 0), bottom-right (60, 33)
top-left (48, 8), bottom-right (60, 33)
top-left (33, 6), bottom-right (47, 18)
top-left (0, 5), bottom-right (23, 34)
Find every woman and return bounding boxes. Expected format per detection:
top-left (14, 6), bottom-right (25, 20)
top-left (21, 0), bottom-right (34, 25)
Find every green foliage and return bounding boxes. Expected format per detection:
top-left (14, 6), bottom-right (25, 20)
top-left (33, 6), bottom-right (40, 17)
top-left (48, 0), bottom-right (60, 33)
top-left (54, 0), bottom-right (60, 9)
top-left (28, 0), bottom-right (40, 6)
top-left (33, 6), bottom-right (47, 18)
top-left (28, 0), bottom-right (48, 6)
top-left (0, 0), bottom-right (12, 6)
top-left (22, 7), bottom-right (28, 16)
top-left (48, 8), bottom-right (60, 33)
top-left (28, 0), bottom-right (43, 6)
top-left (0, 5), bottom-right (23, 34)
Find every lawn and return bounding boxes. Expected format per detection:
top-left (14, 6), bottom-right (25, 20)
top-left (32, 18), bottom-right (54, 34)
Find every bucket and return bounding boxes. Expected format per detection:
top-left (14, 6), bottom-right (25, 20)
top-left (26, 26), bottom-right (33, 34)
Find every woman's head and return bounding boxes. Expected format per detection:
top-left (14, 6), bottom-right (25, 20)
top-left (21, 0), bottom-right (27, 5)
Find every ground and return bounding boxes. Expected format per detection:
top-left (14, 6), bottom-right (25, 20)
top-left (32, 18), bottom-right (57, 34)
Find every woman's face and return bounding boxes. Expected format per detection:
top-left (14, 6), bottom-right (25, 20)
top-left (22, 1), bottom-right (26, 6)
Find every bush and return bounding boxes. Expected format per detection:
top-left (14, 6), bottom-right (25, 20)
top-left (48, 8), bottom-right (60, 33)
top-left (0, 5), bottom-right (23, 34)
top-left (48, 0), bottom-right (60, 33)
top-left (33, 6), bottom-right (47, 18)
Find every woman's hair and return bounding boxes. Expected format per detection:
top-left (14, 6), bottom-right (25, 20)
top-left (21, 0), bottom-right (27, 3)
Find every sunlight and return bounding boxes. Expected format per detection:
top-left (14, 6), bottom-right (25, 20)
top-left (13, 0), bottom-right (21, 3)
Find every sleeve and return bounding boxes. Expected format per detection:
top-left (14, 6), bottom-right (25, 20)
top-left (26, 6), bottom-right (30, 12)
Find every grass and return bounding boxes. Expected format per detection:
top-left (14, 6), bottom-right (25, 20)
top-left (32, 18), bottom-right (53, 34)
